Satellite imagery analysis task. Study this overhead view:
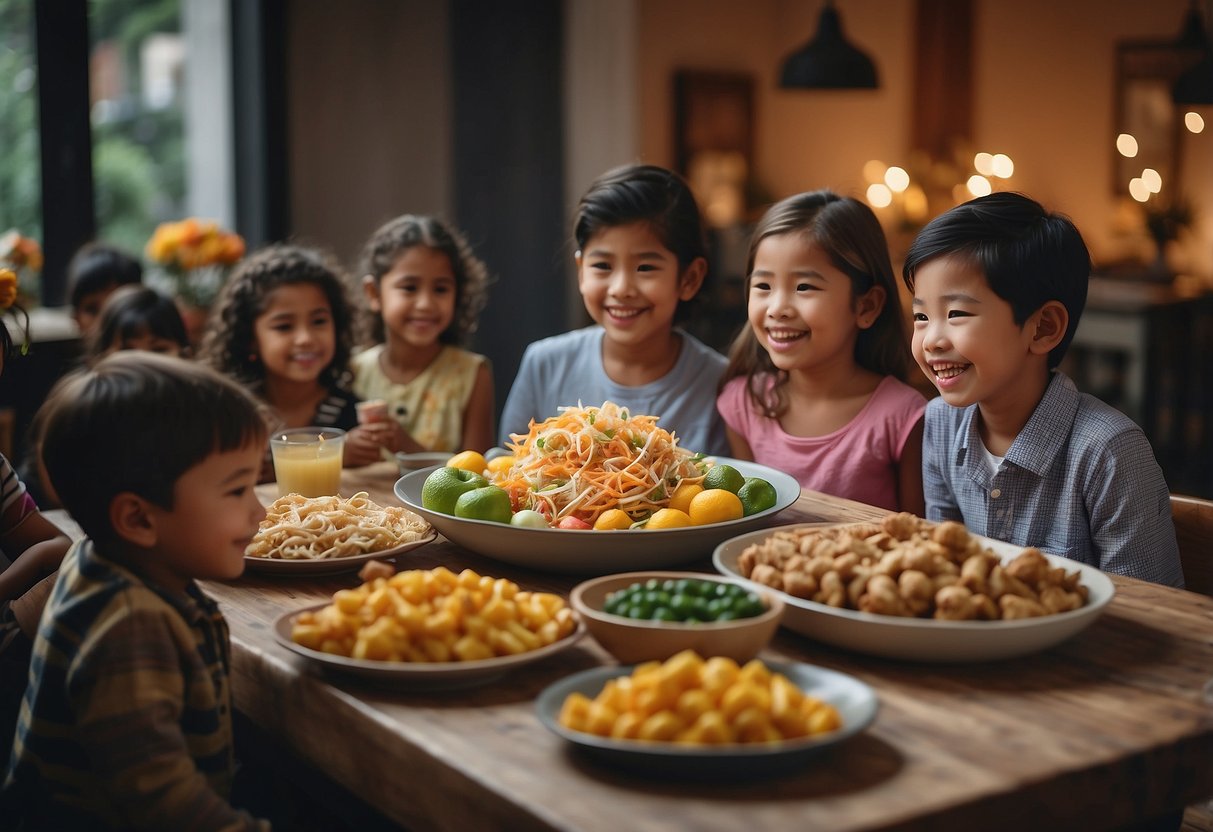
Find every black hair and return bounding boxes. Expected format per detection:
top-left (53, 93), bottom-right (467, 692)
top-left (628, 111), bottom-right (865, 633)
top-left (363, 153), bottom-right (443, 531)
top-left (722, 190), bottom-right (911, 417)
top-left (67, 243), bottom-right (143, 309)
top-left (902, 192), bottom-right (1091, 369)
top-left (39, 352), bottom-right (268, 549)
top-left (199, 244), bottom-right (355, 390)
top-left (87, 285), bottom-right (190, 361)
top-left (573, 164), bottom-right (709, 323)
top-left (357, 215), bottom-right (491, 347)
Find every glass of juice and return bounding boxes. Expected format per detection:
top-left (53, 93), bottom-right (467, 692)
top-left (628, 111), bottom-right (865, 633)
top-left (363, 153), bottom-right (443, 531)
top-left (270, 427), bottom-right (346, 497)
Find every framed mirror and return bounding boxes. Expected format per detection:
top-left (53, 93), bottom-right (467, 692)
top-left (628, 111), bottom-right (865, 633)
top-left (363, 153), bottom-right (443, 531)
top-left (1113, 39), bottom-right (1200, 196)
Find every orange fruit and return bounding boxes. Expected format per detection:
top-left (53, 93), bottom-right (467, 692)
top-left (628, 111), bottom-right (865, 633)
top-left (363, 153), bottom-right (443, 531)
top-left (593, 509), bottom-right (633, 530)
top-left (447, 450), bottom-right (487, 475)
top-left (485, 455), bottom-right (516, 476)
top-left (667, 482), bottom-right (704, 514)
top-left (688, 489), bottom-right (744, 526)
top-left (645, 508), bottom-right (692, 529)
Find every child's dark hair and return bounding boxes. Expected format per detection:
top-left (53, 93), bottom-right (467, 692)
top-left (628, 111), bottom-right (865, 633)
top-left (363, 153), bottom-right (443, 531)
top-left (902, 192), bottom-right (1091, 369)
top-left (723, 190), bottom-right (910, 418)
top-left (67, 242), bottom-right (143, 310)
top-left (358, 215), bottom-right (490, 347)
top-left (573, 164), bottom-right (709, 323)
top-left (200, 244), bottom-right (354, 389)
top-left (86, 285), bottom-right (190, 361)
top-left (39, 352), bottom-right (268, 549)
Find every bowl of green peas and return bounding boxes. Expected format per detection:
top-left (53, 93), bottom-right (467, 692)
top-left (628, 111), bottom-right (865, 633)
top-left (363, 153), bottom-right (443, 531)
top-left (569, 571), bottom-right (785, 664)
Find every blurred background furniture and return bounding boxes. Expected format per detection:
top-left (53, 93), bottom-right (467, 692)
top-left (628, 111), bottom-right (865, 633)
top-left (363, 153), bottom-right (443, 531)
top-left (1171, 493), bottom-right (1213, 597)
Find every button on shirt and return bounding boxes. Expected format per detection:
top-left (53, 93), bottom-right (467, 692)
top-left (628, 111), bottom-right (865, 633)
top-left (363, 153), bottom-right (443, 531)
top-left (923, 372), bottom-right (1183, 587)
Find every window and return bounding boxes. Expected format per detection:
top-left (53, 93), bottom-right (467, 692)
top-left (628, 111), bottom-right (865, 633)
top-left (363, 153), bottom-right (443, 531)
top-left (0, 0), bottom-right (43, 274)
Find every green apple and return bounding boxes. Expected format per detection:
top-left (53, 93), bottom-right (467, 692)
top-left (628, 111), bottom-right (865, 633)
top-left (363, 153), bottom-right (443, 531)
top-left (453, 485), bottom-right (514, 524)
top-left (421, 466), bottom-right (488, 515)
top-left (509, 509), bottom-right (550, 529)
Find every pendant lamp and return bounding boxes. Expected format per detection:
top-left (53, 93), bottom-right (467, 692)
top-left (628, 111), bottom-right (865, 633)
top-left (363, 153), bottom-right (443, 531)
top-left (780, 0), bottom-right (879, 90)
top-left (1172, 1), bottom-right (1213, 105)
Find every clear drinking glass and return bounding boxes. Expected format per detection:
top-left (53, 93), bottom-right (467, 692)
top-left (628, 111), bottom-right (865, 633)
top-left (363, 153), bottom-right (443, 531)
top-left (270, 427), bottom-right (346, 497)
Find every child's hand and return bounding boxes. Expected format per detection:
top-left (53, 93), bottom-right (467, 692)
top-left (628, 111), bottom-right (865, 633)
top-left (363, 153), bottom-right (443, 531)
top-left (344, 424), bottom-right (393, 467)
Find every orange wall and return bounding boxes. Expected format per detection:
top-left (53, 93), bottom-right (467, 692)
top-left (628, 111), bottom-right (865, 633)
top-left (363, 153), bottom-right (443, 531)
top-left (637, 0), bottom-right (1213, 277)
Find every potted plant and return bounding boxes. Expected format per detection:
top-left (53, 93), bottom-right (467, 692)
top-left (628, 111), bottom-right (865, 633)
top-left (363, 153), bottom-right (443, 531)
top-left (0, 230), bottom-right (43, 308)
top-left (144, 218), bottom-right (245, 344)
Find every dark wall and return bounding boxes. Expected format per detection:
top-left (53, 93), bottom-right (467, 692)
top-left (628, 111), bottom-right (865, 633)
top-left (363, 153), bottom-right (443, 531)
top-left (450, 0), bottom-right (567, 427)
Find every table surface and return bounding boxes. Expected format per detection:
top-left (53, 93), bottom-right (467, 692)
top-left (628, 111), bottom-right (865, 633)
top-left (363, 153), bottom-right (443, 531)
top-left (50, 462), bottom-right (1213, 831)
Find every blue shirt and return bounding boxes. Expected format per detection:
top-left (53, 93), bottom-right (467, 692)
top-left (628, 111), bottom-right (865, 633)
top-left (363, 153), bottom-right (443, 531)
top-left (498, 326), bottom-right (729, 455)
top-left (923, 371), bottom-right (1183, 587)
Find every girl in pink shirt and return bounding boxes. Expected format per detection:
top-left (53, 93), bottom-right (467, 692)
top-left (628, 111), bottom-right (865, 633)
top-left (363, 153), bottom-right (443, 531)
top-left (718, 191), bottom-right (926, 513)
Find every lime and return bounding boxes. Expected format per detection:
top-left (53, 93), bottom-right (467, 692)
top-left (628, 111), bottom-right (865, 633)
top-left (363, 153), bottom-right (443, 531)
top-left (738, 477), bottom-right (778, 516)
top-left (702, 463), bottom-right (745, 494)
top-left (453, 485), bottom-right (514, 523)
top-left (421, 467), bottom-right (488, 515)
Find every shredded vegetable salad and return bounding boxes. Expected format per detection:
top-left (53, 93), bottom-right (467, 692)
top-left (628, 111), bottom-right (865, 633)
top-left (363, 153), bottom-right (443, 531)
top-left (494, 402), bottom-right (706, 524)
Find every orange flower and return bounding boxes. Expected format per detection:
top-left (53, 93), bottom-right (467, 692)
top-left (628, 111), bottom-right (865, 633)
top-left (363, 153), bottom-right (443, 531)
top-left (0, 268), bottom-right (17, 310)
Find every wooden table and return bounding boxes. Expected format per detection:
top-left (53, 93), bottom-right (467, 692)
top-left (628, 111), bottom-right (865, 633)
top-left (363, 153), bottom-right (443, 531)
top-left (53, 462), bottom-right (1213, 830)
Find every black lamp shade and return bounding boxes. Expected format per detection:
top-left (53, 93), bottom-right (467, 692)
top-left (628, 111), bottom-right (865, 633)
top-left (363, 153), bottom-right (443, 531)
top-left (1173, 53), bottom-right (1213, 105)
top-left (780, 4), bottom-right (879, 89)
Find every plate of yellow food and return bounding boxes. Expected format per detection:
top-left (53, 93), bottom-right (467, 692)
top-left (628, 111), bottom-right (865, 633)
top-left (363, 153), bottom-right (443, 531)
top-left (535, 650), bottom-right (878, 777)
top-left (273, 565), bottom-right (586, 688)
top-left (393, 402), bottom-right (801, 575)
top-left (712, 515), bottom-right (1116, 662)
top-left (244, 491), bottom-right (435, 575)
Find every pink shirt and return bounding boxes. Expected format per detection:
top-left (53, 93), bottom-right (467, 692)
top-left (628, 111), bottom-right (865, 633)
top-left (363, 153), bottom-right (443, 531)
top-left (717, 375), bottom-right (926, 511)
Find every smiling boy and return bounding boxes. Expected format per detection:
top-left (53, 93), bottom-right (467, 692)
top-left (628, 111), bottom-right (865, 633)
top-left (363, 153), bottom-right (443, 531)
top-left (1, 352), bottom-right (271, 829)
top-left (903, 193), bottom-right (1183, 587)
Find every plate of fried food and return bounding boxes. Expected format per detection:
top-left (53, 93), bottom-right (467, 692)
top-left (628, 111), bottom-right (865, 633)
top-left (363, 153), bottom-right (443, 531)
top-left (244, 491), bottom-right (435, 575)
top-left (712, 514), bottom-right (1116, 662)
top-left (273, 565), bottom-right (586, 688)
top-left (394, 402), bottom-right (801, 575)
top-left (535, 650), bottom-right (878, 777)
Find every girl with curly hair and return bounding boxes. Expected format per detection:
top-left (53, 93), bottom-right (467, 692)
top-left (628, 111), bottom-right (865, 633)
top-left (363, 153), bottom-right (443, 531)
top-left (200, 244), bottom-right (388, 469)
top-left (353, 215), bottom-right (494, 453)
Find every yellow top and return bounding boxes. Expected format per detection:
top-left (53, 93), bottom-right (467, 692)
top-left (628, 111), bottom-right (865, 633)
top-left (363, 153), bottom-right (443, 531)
top-left (351, 344), bottom-right (486, 452)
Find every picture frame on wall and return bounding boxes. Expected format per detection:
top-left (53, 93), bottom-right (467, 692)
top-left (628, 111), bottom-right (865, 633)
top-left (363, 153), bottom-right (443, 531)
top-left (673, 70), bottom-right (755, 229)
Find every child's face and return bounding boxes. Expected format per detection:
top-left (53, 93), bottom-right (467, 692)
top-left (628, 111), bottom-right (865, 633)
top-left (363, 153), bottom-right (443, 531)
top-left (73, 285), bottom-right (119, 335)
top-left (747, 234), bottom-right (883, 375)
top-left (576, 222), bottom-right (703, 351)
top-left (252, 284), bottom-right (336, 385)
top-left (910, 256), bottom-right (1039, 410)
top-left (111, 331), bottom-right (186, 358)
top-left (364, 246), bottom-right (456, 350)
top-left (142, 441), bottom-right (266, 588)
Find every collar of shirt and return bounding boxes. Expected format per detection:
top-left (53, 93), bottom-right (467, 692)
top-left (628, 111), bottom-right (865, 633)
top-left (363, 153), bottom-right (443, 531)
top-left (78, 539), bottom-right (218, 627)
top-left (954, 372), bottom-right (1080, 478)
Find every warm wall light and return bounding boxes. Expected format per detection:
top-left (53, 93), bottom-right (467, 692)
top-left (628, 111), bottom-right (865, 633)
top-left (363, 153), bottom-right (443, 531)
top-left (1186, 111), bottom-right (1206, 132)
top-left (780, 1), bottom-right (879, 90)
top-left (966, 175), bottom-right (992, 197)
top-left (1141, 168), bottom-right (1162, 193)
top-left (866, 183), bottom-right (893, 207)
top-left (1116, 133), bottom-right (1139, 157)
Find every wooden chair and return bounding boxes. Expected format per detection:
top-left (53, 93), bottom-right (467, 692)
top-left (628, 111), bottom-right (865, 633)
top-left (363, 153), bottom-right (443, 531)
top-left (1172, 493), bottom-right (1213, 597)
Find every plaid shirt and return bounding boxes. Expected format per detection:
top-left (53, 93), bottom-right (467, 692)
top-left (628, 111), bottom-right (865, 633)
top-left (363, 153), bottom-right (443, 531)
top-left (923, 372), bottom-right (1184, 587)
top-left (2, 540), bottom-right (268, 830)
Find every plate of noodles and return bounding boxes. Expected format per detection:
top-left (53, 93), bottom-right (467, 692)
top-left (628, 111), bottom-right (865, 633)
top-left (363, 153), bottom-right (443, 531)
top-left (393, 402), bottom-right (801, 575)
top-left (244, 491), bottom-right (436, 575)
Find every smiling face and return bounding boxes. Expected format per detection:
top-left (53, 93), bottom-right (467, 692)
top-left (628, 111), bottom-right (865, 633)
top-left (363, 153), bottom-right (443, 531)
top-left (366, 245), bottom-right (457, 352)
top-left (141, 442), bottom-right (266, 588)
top-left (252, 283), bottom-right (336, 385)
top-left (747, 233), bottom-right (883, 375)
top-left (910, 255), bottom-right (1047, 412)
top-left (576, 222), bottom-right (703, 352)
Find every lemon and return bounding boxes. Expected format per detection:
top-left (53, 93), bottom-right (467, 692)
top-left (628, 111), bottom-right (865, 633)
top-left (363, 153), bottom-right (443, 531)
top-left (645, 508), bottom-right (692, 529)
top-left (738, 477), bottom-right (778, 516)
top-left (447, 450), bottom-right (487, 475)
top-left (593, 509), bottom-right (633, 530)
top-left (702, 464), bottom-right (745, 494)
top-left (486, 455), bottom-right (516, 476)
top-left (688, 489), bottom-right (744, 526)
top-left (667, 482), bottom-right (704, 514)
